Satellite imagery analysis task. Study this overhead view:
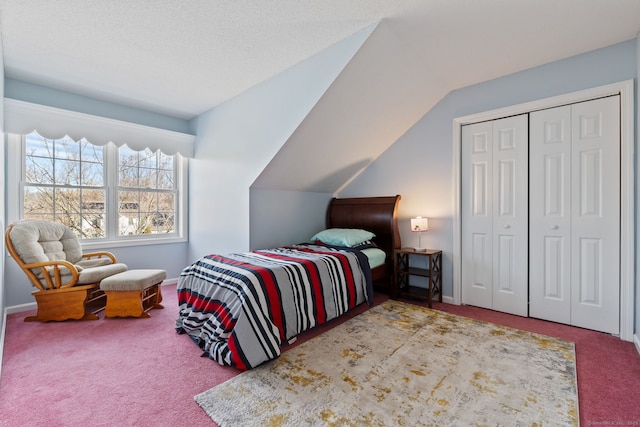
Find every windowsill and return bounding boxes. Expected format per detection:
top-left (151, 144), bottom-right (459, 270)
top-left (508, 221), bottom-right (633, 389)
top-left (80, 235), bottom-right (188, 251)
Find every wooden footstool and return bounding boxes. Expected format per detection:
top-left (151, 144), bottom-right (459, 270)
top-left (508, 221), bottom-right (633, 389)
top-left (100, 269), bottom-right (166, 318)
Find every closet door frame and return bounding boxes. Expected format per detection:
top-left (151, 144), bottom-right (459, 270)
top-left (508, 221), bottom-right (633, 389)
top-left (452, 79), bottom-right (635, 342)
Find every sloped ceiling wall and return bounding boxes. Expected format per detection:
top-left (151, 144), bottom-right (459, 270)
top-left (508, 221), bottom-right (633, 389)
top-left (187, 24), bottom-right (379, 260)
top-left (251, 20), bottom-right (449, 193)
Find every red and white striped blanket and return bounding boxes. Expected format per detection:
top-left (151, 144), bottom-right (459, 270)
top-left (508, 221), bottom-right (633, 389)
top-left (175, 244), bottom-right (373, 370)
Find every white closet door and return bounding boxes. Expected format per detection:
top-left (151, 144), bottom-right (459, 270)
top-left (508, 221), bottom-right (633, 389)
top-left (570, 96), bottom-right (620, 334)
top-left (529, 105), bottom-right (572, 324)
top-left (530, 96), bottom-right (620, 334)
top-left (461, 115), bottom-right (528, 315)
top-left (461, 121), bottom-right (493, 310)
top-left (491, 116), bottom-right (528, 316)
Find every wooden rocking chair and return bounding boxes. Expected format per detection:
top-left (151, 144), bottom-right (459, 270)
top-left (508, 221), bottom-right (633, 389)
top-left (5, 220), bottom-right (128, 322)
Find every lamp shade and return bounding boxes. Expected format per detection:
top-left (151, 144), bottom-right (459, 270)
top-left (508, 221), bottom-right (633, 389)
top-left (411, 217), bottom-right (429, 232)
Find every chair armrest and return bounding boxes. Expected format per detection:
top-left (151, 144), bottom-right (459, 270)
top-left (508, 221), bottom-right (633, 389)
top-left (82, 251), bottom-right (118, 264)
top-left (22, 260), bottom-right (80, 290)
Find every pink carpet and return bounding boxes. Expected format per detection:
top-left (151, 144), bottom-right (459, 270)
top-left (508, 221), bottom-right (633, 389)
top-left (0, 284), bottom-right (638, 426)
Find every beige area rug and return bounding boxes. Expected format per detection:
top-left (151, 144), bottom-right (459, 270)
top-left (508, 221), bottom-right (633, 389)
top-left (195, 300), bottom-right (578, 426)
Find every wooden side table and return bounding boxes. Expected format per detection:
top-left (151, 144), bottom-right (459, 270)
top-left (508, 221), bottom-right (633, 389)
top-left (394, 248), bottom-right (442, 308)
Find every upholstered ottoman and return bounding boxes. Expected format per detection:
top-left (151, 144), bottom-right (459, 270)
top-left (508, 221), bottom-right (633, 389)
top-left (100, 269), bottom-right (166, 318)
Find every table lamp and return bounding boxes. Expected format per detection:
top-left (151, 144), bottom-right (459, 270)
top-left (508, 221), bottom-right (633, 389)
top-left (411, 216), bottom-right (429, 252)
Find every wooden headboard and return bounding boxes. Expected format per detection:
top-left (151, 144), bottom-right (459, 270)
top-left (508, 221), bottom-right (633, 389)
top-left (326, 195), bottom-right (401, 260)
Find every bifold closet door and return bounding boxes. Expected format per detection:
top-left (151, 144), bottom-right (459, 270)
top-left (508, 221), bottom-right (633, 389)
top-left (529, 96), bottom-right (620, 335)
top-left (461, 115), bottom-right (528, 316)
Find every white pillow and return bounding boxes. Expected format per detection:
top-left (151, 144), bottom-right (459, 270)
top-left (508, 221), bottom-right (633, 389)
top-left (310, 228), bottom-right (375, 247)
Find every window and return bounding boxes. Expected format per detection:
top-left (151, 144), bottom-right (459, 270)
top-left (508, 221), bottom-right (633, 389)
top-left (19, 131), bottom-right (186, 245)
top-left (24, 132), bottom-right (106, 238)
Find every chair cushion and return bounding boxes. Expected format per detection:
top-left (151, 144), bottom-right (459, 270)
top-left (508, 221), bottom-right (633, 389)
top-left (9, 220), bottom-right (82, 264)
top-left (75, 258), bottom-right (113, 268)
top-left (77, 263), bottom-right (128, 285)
top-left (100, 269), bottom-right (167, 291)
top-left (34, 263), bottom-right (128, 288)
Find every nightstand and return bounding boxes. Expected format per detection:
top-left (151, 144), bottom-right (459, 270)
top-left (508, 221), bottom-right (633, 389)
top-left (393, 248), bottom-right (442, 308)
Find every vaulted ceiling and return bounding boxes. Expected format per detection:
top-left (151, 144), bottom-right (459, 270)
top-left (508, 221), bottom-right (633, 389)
top-left (2, 1), bottom-right (640, 192)
top-left (3, 0), bottom-right (639, 120)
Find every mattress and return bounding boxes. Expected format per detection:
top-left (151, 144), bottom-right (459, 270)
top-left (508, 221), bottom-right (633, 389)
top-left (362, 247), bottom-right (386, 269)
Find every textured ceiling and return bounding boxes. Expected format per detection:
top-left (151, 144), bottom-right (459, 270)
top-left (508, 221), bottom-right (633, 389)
top-left (2, 1), bottom-right (639, 120)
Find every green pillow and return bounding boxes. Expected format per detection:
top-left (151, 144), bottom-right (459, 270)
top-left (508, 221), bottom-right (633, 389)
top-left (310, 228), bottom-right (375, 247)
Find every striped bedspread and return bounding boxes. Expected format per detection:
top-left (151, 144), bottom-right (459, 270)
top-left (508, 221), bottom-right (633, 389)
top-left (175, 244), bottom-right (373, 370)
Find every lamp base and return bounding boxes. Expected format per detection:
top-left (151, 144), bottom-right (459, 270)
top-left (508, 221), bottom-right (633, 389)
top-left (413, 247), bottom-right (427, 252)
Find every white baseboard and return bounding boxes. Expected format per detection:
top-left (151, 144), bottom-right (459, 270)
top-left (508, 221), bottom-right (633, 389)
top-left (0, 308), bottom-right (6, 380)
top-left (5, 301), bottom-right (37, 315)
top-left (442, 295), bottom-right (455, 305)
top-left (634, 334), bottom-right (640, 356)
top-left (162, 278), bottom-right (178, 287)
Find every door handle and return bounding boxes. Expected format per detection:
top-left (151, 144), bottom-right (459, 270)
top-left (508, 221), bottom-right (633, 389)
top-left (504, 224), bottom-right (511, 229)
top-left (550, 225), bottom-right (559, 230)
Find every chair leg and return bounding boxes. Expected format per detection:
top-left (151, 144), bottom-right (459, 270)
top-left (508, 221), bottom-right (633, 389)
top-left (149, 284), bottom-right (164, 310)
top-left (27, 288), bottom-right (98, 322)
top-left (103, 283), bottom-right (164, 318)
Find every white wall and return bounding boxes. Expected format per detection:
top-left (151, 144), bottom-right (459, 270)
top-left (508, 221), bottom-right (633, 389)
top-left (636, 33), bottom-right (640, 343)
top-left (339, 39), bottom-right (638, 301)
top-left (249, 189), bottom-right (332, 250)
top-left (0, 34), bottom-right (6, 339)
top-left (187, 29), bottom-right (374, 261)
top-left (4, 79), bottom-right (191, 134)
top-left (252, 20), bottom-right (449, 194)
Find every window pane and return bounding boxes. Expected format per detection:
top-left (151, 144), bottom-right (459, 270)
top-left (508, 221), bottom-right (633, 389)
top-left (55, 136), bottom-right (80, 160)
top-left (80, 139), bottom-right (103, 163)
top-left (55, 188), bottom-right (81, 217)
top-left (157, 169), bottom-right (174, 189)
top-left (158, 152), bottom-right (173, 170)
top-left (119, 213), bottom-right (140, 236)
top-left (138, 213), bottom-right (154, 234)
top-left (119, 164), bottom-right (138, 188)
top-left (119, 151), bottom-right (137, 186)
top-left (158, 193), bottom-right (175, 211)
top-left (81, 162), bottom-right (104, 186)
top-left (139, 167), bottom-right (157, 189)
top-left (119, 145), bottom-right (138, 159)
top-left (139, 191), bottom-right (158, 212)
top-left (24, 186), bottom-right (54, 217)
top-left (116, 146), bottom-right (177, 237)
top-left (55, 159), bottom-right (81, 185)
top-left (26, 134), bottom-right (53, 158)
top-left (25, 156), bottom-right (54, 184)
top-left (82, 189), bottom-right (105, 212)
top-left (139, 149), bottom-right (156, 168)
top-left (58, 215), bottom-right (83, 236)
top-left (80, 213), bottom-right (105, 239)
top-left (119, 146), bottom-right (139, 188)
top-left (119, 191), bottom-right (139, 212)
top-left (27, 213), bottom-right (56, 222)
top-left (153, 212), bottom-right (174, 233)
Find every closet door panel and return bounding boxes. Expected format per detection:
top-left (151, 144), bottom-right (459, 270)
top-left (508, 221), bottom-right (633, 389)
top-left (491, 115), bottom-right (528, 316)
top-left (461, 122), bottom-right (493, 309)
top-left (530, 96), bottom-right (620, 334)
top-left (530, 106), bottom-right (572, 324)
top-left (570, 96), bottom-right (620, 335)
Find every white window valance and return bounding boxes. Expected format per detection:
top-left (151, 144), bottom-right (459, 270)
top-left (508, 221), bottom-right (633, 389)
top-left (4, 98), bottom-right (195, 157)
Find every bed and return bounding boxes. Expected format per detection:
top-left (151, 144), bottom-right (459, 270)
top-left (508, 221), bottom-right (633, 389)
top-left (175, 195), bottom-right (401, 370)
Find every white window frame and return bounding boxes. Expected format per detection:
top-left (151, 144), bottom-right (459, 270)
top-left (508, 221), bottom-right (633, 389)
top-left (7, 133), bottom-right (189, 250)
